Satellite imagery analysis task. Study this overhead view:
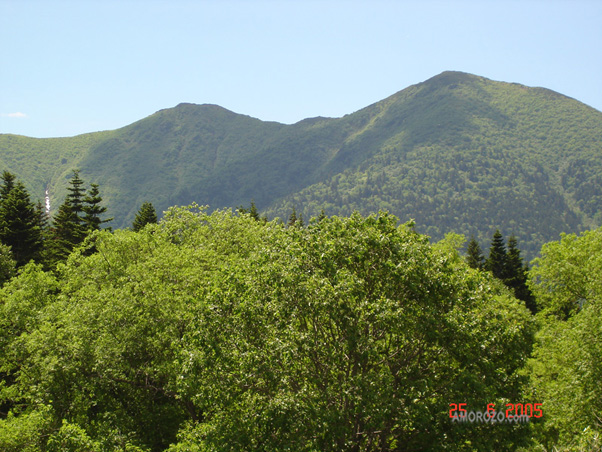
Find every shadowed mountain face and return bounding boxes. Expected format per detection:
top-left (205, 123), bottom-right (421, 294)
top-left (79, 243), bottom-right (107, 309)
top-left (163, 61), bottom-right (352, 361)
top-left (1, 71), bottom-right (601, 258)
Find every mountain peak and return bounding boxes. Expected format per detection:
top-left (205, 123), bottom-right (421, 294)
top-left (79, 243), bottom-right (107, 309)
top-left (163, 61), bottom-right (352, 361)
top-left (421, 70), bottom-right (483, 87)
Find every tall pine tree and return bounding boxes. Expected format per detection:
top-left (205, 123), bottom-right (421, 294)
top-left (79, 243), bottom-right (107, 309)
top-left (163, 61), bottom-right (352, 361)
top-left (249, 201), bottom-right (260, 222)
top-left (505, 235), bottom-right (537, 314)
top-left (288, 207), bottom-right (298, 227)
top-left (132, 202), bottom-right (158, 232)
top-left (465, 235), bottom-right (485, 270)
top-left (47, 200), bottom-right (83, 265)
top-left (83, 183), bottom-right (112, 230)
top-left (0, 171), bottom-right (15, 199)
top-left (485, 229), bottom-right (507, 280)
top-left (0, 181), bottom-right (43, 266)
top-left (66, 169), bottom-right (86, 223)
top-left (47, 171), bottom-right (110, 265)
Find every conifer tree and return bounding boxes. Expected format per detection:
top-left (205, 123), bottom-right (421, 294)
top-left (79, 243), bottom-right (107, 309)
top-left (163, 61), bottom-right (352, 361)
top-left (66, 169), bottom-right (86, 223)
top-left (288, 207), bottom-right (298, 227)
top-left (47, 171), bottom-right (104, 265)
top-left (0, 182), bottom-right (43, 266)
top-left (505, 235), bottom-right (537, 313)
top-left (83, 183), bottom-right (112, 230)
top-left (132, 202), bottom-right (158, 232)
top-left (465, 235), bottom-right (485, 269)
top-left (35, 200), bottom-right (49, 234)
top-left (46, 200), bottom-right (85, 265)
top-left (0, 171), bottom-right (15, 200)
top-left (249, 201), bottom-right (260, 222)
top-left (505, 236), bottom-right (523, 286)
top-left (485, 229), bottom-right (507, 279)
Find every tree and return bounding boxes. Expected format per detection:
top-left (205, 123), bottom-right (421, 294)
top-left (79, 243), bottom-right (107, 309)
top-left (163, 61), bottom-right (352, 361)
top-left (248, 200), bottom-right (260, 222)
top-left (236, 201), bottom-right (262, 222)
top-left (317, 209), bottom-right (327, 222)
top-left (46, 200), bottom-right (84, 265)
top-left (505, 235), bottom-right (536, 313)
top-left (529, 228), bottom-right (602, 319)
top-left (0, 208), bottom-right (534, 451)
top-left (83, 183), bottom-right (112, 231)
top-left (132, 202), bottom-right (158, 232)
top-left (528, 227), bottom-right (602, 449)
top-left (287, 206), bottom-right (298, 226)
top-left (485, 229), bottom-right (507, 279)
top-left (47, 172), bottom-right (110, 265)
top-left (65, 170), bottom-right (86, 222)
top-left (0, 171), bottom-right (15, 200)
top-left (0, 182), bottom-right (43, 266)
top-left (465, 235), bottom-right (485, 269)
top-left (0, 243), bottom-right (16, 286)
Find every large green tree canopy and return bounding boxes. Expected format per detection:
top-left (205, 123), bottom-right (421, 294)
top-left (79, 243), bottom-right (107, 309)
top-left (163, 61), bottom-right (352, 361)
top-left (0, 207), bottom-right (534, 451)
top-left (527, 228), bottom-right (602, 450)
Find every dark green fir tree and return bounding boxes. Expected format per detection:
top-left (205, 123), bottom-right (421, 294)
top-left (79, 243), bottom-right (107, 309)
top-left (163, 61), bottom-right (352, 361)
top-left (249, 201), bottom-right (260, 222)
top-left (132, 201), bottom-right (158, 232)
top-left (66, 169), bottom-right (86, 222)
top-left (505, 235), bottom-right (537, 314)
top-left (83, 183), bottom-right (112, 230)
top-left (0, 171), bottom-right (15, 200)
top-left (485, 229), bottom-right (507, 280)
top-left (46, 200), bottom-right (84, 265)
top-left (0, 181), bottom-right (43, 266)
top-left (288, 207), bottom-right (298, 227)
top-left (465, 235), bottom-right (485, 270)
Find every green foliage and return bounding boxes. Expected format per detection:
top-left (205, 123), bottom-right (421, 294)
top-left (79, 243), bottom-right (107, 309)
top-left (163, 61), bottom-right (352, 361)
top-left (45, 200), bottom-right (82, 265)
top-left (529, 227), bottom-right (602, 318)
top-left (0, 207), bottom-right (535, 451)
top-left (46, 420), bottom-right (101, 452)
top-left (0, 243), bottom-right (16, 286)
top-left (172, 212), bottom-right (533, 451)
top-left (0, 175), bottom-right (43, 266)
top-left (480, 230), bottom-right (536, 314)
top-left (0, 171), bottom-right (15, 199)
top-left (66, 169), bottom-right (86, 220)
top-left (485, 229), bottom-right (507, 279)
top-left (83, 183), bottom-right (112, 230)
top-left (465, 235), bottom-right (485, 269)
top-left (506, 236), bottom-right (536, 314)
top-left (132, 201), bottom-right (158, 231)
top-left (0, 406), bottom-right (52, 452)
top-left (46, 171), bottom-right (110, 266)
top-left (526, 227), bottom-right (602, 450)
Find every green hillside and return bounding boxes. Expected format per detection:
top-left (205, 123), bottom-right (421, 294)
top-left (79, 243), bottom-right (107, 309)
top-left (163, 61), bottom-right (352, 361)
top-left (1, 71), bottom-right (601, 258)
top-left (267, 72), bottom-right (602, 257)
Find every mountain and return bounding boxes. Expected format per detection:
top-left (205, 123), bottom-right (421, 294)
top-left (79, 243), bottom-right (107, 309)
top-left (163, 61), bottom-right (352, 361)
top-left (1, 71), bottom-right (601, 258)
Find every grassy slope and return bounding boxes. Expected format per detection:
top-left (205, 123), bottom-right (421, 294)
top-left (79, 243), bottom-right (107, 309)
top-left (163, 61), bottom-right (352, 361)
top-left (0, 71), bottom-right (600, 258)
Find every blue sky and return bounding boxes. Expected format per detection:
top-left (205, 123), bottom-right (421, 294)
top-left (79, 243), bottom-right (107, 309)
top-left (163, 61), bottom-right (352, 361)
top-left (1, 0), bottom-right (601, 138)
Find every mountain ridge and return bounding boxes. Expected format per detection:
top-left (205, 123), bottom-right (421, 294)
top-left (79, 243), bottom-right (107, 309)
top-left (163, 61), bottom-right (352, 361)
top-left (1, 71), bottom-right (601, 258)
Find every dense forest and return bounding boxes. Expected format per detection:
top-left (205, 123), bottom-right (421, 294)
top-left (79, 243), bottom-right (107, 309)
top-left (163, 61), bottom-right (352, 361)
top-left (0, 171), bottom-right (600, 451)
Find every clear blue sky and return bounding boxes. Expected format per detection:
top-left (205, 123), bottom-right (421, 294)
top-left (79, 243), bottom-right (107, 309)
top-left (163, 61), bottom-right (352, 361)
top-left (1, 0), bottom-right (601, 138)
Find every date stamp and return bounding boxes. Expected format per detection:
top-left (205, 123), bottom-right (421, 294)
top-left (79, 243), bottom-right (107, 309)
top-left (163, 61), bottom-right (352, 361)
top-left (449, 403), bottom-right (543, 423)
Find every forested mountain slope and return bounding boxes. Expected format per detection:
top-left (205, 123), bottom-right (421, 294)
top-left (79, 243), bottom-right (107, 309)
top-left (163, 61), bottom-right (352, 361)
top-left (1, 71), bottom-right (600, 257)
